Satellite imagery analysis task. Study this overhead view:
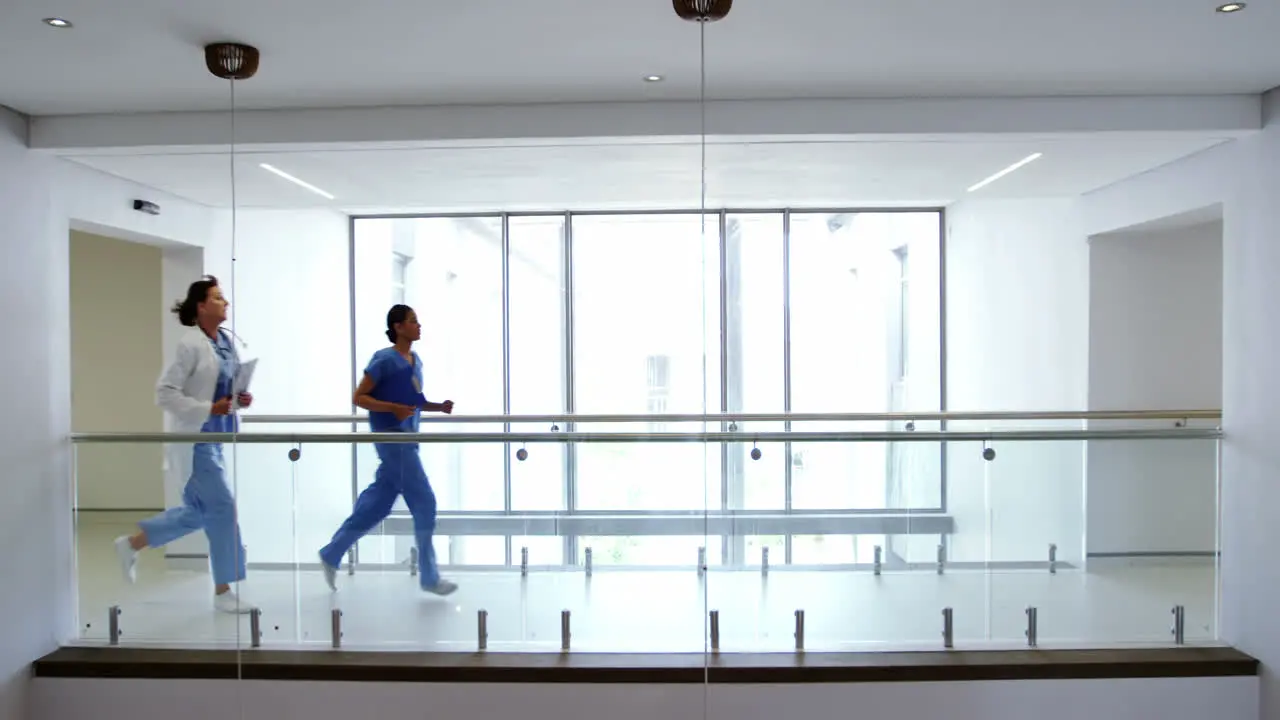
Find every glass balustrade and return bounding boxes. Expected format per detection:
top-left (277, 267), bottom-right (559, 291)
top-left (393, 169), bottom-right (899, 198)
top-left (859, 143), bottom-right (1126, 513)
top-left (69, 411), bottom-right (1221, 653)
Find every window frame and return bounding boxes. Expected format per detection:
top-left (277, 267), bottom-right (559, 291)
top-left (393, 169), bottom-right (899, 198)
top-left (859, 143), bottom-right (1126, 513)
top-left (348, 208), bottom-right (946, 570)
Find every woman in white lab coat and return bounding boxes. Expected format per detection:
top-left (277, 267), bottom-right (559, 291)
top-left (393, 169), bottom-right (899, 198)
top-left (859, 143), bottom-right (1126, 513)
top-left (112, 275), bottom-right (256, 614)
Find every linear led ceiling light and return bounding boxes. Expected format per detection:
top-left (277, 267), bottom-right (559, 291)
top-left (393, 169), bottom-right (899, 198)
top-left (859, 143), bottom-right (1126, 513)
top-left (966, 152), bottom-right (1043, 193)
top-left (259, 163), bottom-right (335, 200)
top-left (42, 17), bottom-right (72, 28)
top-left (1216, 3), bottom-right (1246, 12)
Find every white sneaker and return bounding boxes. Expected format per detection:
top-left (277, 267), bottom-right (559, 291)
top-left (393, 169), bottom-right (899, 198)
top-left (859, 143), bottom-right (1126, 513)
top-left (113, 536), bottom-right (137, 584)
top-left (319, 553), bottom-right (337, 592)
top-left (214, 591), bottom-right (257, 615)
top-left (423, 579), bottom-right (458, 597)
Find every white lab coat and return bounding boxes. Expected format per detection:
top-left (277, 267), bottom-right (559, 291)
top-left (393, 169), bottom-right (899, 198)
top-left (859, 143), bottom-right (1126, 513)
top-left (156, 327), bottom-right (247, 492)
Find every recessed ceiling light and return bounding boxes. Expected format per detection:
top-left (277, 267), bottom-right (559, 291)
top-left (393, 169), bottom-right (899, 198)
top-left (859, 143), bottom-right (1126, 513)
top-left (1216, 2), bottom-right (1246, 12)
top-left (42, 17), bottom-right (72, 28)
top-left (259, 163), bottom-right (335, 200)
top-left (643, 75), bottom-right (664, 83)
top-left (966, 152), bottom-right (1043, 193)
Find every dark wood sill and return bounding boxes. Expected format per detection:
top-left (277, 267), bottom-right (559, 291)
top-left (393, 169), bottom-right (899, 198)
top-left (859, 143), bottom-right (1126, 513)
top-left (33, 646), bottom-right (1259, 684)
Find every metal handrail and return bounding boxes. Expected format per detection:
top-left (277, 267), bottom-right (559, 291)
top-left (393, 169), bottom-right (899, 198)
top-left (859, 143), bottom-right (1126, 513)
top-left (240, 409), bottom-right (1222, 425)
top-left (69, 428), bottom-right (1222, 444)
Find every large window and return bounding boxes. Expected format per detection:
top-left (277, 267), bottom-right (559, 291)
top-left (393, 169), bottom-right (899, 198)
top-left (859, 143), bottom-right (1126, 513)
top-left (353, 217), bottom-right (505, 565)
top-left (349, 210), bottom-right (941, 569)
top-left (571, 214), bottom-right (721, 514)
top-left (508, 216), bottom-right (567, 517)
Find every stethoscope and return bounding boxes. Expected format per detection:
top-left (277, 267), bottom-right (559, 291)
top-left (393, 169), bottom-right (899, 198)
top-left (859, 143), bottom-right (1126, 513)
top-left (210, 326), bottom-right (249, 360)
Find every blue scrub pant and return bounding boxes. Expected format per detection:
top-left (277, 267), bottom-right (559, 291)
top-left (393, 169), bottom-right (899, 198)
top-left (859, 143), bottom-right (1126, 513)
top-left (138, 443), bottom-right (247, 586)
top-left (319, 443), bottom-right (440, 587)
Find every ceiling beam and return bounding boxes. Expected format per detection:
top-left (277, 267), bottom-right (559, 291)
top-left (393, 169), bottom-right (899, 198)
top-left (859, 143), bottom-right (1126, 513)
top-left (28, 95), bottom-right (1262, 154)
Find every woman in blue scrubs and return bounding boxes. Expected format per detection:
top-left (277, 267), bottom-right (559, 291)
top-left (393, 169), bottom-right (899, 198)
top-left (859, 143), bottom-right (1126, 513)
top-left (318, 304), bottom-right (457, 596)
top-left (113, 276), bottom-right (256, 614)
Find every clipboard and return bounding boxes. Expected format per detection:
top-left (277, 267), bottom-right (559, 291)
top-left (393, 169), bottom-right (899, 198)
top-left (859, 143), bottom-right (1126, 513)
top-left (232, 358), bottom-right (258, 397)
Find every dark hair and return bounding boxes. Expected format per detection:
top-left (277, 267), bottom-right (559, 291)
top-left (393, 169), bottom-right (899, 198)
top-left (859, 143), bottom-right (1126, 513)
top-left (386, 304), bottom-right (414, 342)
top-left (171, 275), bottom-right (219, 327)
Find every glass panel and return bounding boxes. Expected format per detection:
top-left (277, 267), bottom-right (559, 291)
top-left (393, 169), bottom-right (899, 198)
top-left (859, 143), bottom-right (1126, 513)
top-left (724, 214), bottom-right (786, 516)
top-left (352, 216), bottom-right (507, 560)
top-left (570, 212), bottom-right (717, 654)
top-left (510, 422), bottom-right (565, 511)
top-left (787, 212), bottom-right (942, 514)
top-left (73, 441), bottom-right (289, 647)
top-left (975, 427), bottom-right (1220, 647)
top-left (571, 214), bottom-right (720, 517)
top-left (227, 441), bottom-right (305, 646)
top-left (508, 215), bottom-right (568, 513)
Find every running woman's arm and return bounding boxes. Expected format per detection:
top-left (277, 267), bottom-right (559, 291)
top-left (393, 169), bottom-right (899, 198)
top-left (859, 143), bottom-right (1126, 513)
top-left (352, 373), bottom-right (415, 416)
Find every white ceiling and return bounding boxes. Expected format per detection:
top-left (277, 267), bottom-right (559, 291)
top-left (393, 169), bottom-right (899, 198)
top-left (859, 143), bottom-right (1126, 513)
top-left (65, 136), bottom-right (1229, 212)
top-left (2, 0), bottom-right (1278, 116)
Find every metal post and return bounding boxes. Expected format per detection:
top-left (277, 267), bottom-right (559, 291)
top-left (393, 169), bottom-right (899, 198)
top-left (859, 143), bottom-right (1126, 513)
top-left (1172, 605), bottom-right (1186, 645)
top-left (937, 543), bottom-right (946, 574)
top-left (584, 547), bottom-right (593, 577)
top-left (1048, 543), bottom-right (1057, 574)
top-left (874, 545), bottom-right (883, 576)
top-left (478, 610), bottom-right (488, 652)
top-left (709, 610), bottom-right (720, 653)
top-left (1025, 607), bottom-right (1038, 648)
top-left (942, 607), bottom-right (954, 649)
top-left (761, 546), bottom-right (769, 575)
top-left (521, 546), bottom-right (529, 577)
top-left (698, 546), bottom-right (707, 576)
top-left (794, 609), bottom-right (805, 652)
top-left (560, 610), bottom-right (572, 652)
top-left (331, 609), bottom-right (343, 649)
top-left (249, 608), bottom-right (262, 649)
top-left (409, 546), bottom-right (418, 577)
top-left (108, 606), bottom-right (120, 646)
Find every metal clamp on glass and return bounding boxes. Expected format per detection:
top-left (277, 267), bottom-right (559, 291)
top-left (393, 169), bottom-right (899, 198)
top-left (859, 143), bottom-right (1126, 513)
top-left (250, 608), bottom-right (262, 648)
top-left (108, 605), bottom-right (120, 646)
top-left (709, 610), bottom-right (720, 653)
top-left (794, 609), bottom-right (805, 652)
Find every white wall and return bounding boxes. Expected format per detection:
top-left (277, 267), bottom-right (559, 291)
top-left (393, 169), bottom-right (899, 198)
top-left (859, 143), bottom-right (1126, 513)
top-left (944, 198), bottom-right (1090, 565)
top-left (220, 209), bottom-right (354, 566)
top-left (1086, 221), bottom-right (1223, 556)
top-left (1080, 87), bottom-right (1280, 717)
top-left (0, 108), bottom-right (72, 720)
top-left (0, 112), bottom-right (237, 719)
top-left (29, 676), bottom-right (1260, 720)
top-left (70, 230), bottom-right (166, 510)
top-left (57, 159), bottom-right (222, 559)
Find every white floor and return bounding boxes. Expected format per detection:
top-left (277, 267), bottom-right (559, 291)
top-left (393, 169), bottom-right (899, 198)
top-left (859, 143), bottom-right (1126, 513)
top-left (74, 513), bottom-right (1219, 653)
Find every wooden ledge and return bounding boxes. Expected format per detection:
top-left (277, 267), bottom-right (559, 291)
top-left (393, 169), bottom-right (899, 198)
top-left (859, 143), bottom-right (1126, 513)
top-left (33, 646), bottom-right (1258, 684)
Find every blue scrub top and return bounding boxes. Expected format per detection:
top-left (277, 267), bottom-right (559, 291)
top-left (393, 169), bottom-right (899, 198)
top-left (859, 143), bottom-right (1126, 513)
top-left (365, 347), bottom-right (424, 433)
top-left (201, 330), bottom-right (239, 434)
